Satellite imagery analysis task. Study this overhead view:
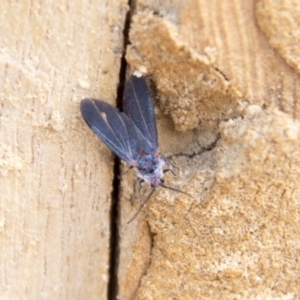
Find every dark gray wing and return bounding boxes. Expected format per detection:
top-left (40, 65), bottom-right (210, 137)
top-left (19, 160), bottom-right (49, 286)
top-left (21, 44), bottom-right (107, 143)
top-left (123, 75), bottom-right (158, 152)
top-left (81, 98), bottom-right (141, 164)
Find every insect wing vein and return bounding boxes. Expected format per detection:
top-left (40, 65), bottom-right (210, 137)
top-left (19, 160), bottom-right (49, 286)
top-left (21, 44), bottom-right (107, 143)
top-left (123, 75), bottom-right (158, 152)
top-left (92, 99), bottom-right (140, 160)
top-left (80, 99), bottom-right (139, 163)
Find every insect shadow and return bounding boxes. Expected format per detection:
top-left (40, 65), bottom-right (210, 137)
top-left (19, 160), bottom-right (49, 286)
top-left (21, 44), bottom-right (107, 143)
top-left (80, 75), bottom-right (189, 223)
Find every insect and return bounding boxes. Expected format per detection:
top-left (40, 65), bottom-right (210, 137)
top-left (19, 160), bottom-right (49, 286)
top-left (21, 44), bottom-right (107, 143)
top-left (80, 75), bottom-right (188, 223)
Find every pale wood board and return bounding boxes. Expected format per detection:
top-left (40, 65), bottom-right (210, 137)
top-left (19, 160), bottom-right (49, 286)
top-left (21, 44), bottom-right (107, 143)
top-left (1, 0), bottom-right (300, 299)
top-left (0, 1), bottom-right (127, 299)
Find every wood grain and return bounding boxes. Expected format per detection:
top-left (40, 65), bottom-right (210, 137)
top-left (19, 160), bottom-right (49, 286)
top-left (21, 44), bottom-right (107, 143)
top-left (0, 1), bottom-right (127, 299)
top-left (118, 0), bottom-right (300, 299)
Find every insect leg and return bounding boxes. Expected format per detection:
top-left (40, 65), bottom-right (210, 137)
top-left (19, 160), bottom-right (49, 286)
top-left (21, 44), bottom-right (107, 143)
top-left (122, 165), bottom-right (134, 175)
top-left (127, 188), bottom-right (156, 224)
top-left (163, 168), bottom-right (180, 178)
top-left (162, 157), bottom-right (178, 169)
top-left (138, 178), bottom-right (145, 189)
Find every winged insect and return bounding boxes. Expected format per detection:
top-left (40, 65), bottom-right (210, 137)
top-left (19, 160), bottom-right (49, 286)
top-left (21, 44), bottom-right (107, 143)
top-left (81, 75), bottom-right (188, 223)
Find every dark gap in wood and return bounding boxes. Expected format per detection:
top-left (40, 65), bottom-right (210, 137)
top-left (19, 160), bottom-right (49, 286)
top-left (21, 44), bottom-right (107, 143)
top-left (108, 1), bottom-right (133, 299)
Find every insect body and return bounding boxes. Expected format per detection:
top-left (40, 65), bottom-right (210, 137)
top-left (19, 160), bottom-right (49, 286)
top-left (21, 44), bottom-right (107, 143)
top-left (135, 151), bottom-right (164, 186)
top-left (80, 75), bottom-right (187, 222)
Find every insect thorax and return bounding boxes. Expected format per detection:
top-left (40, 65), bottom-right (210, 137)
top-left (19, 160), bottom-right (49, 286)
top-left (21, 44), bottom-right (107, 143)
top-left (136, 153), bottom-right (165, 187)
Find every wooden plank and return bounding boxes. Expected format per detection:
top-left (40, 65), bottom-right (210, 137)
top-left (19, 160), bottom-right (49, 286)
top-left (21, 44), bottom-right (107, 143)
top-left (118, 0), bottom-right (300, 299)
top-left (0, 1), bottom-right (127, 299)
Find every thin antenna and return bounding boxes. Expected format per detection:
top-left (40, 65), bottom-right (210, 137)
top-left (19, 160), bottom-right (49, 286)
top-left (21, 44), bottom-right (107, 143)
top-left (160, 183), bottom-right (191, 197)
top-left (127, 184), bottom-right (191, 224)
top-left (127, 188), bottom-right (156, 224)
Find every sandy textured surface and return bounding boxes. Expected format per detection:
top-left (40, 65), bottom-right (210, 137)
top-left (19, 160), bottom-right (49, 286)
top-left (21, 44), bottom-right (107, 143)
top-left (118, 1), bottom-right (300, 299)
top-left (2, 0), bottom-right (300, 299)
top-left (256, 0), bottom-right (300, 74)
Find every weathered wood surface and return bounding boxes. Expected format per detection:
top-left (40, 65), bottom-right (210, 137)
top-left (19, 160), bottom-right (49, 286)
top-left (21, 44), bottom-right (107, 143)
top-left (119, 0), bottom-right (300, 299)
top-left (0, 1), bottom-right (127, 299)
top-left (1, 0), bottom-right (300, 299)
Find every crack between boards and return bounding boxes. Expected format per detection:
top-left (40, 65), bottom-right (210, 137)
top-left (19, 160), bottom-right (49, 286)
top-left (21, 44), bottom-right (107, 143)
top-left (107, 1), bottom-right (221, 296)
top-left (107, 1), bottom-right (133, 299)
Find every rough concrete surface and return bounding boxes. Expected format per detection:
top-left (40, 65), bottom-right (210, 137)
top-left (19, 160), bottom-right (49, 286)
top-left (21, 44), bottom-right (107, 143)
top-left (133, 106), bottom-right (300, 299)
top-left (127, 12), bottom-right (241, 132)
top-left (2, 0), bottom-right (300, 299)
top-left (118, 1), bottom-right (300, 299)
top-left (256, 0), bottom-right (300, 74)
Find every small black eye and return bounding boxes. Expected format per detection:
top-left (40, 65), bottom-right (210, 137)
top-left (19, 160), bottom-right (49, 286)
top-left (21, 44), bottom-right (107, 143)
top-left (148, 167), bottom-right (156, 174)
